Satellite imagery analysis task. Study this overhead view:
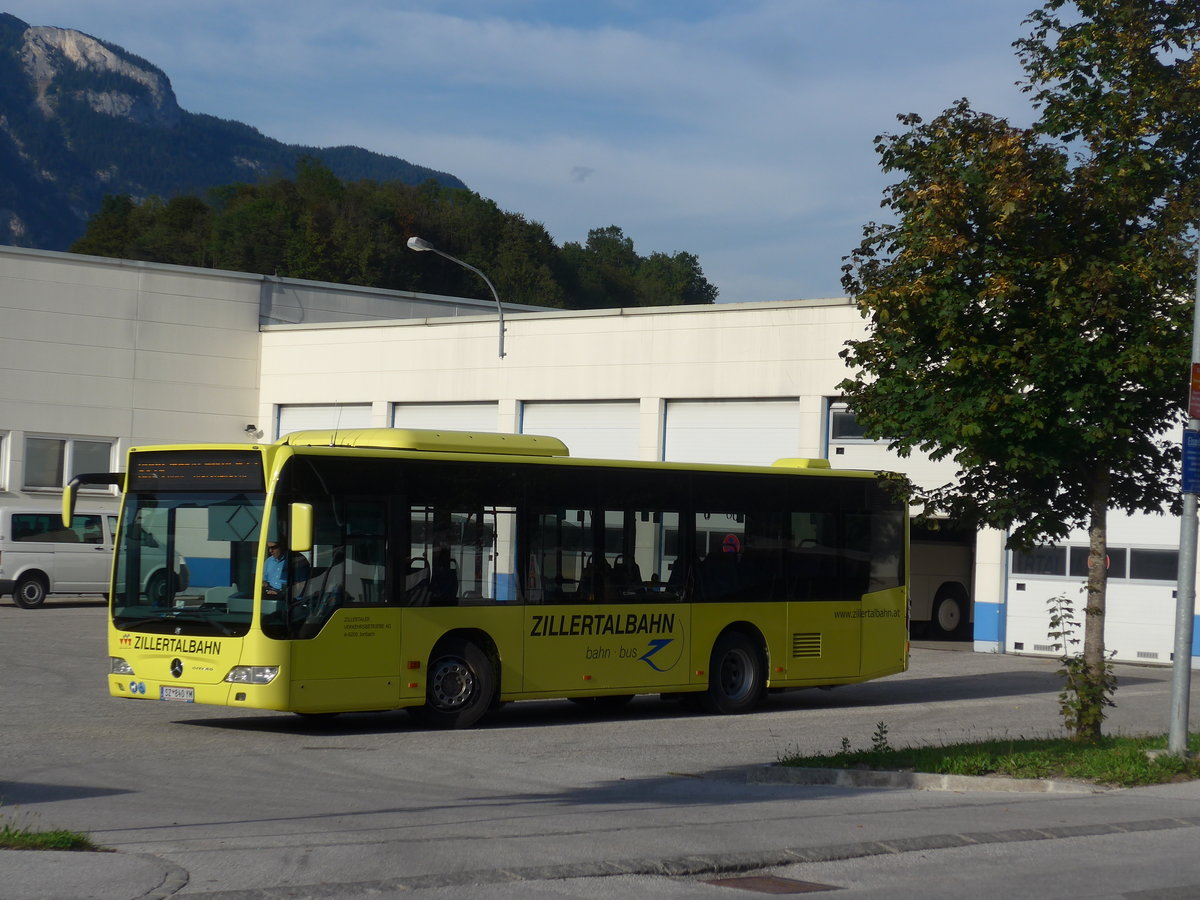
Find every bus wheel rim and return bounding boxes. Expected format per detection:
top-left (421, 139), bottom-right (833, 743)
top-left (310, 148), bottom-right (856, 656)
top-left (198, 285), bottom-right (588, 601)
top-left (430, 658), bottom-right (475, 710)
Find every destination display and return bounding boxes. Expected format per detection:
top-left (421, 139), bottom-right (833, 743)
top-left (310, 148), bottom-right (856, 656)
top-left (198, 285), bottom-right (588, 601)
top-left (127, 451), bottom-right (265, 492)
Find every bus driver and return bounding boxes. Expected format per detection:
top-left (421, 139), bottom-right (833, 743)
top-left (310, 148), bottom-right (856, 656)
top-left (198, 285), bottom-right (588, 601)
top-left (263, 541), bottom-right (308, 596)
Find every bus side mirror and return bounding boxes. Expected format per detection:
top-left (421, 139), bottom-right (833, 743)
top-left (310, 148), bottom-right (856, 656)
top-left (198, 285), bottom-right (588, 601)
top-left (62, 472), bottom-right (125, 526)
top-left (290, 503), bottom-right (313, 552)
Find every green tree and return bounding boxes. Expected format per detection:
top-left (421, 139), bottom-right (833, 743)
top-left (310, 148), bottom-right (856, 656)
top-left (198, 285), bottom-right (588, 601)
top-left (129, 195), bottom-right (212, 266)
top-left (637, 250), bottom-right (719, 306)
top-left (206, 179), bottom-right (297, 275)
top-left (71, 161), bottom-right (717, 310)
top-left (555, 226), bottom-right (719, 308)
top-left (839, 1), bottom-right (1200, 741)
top-left (491, 216), bottom-right (565, 307)
top-left (70, 194), bottom-right (136, 258)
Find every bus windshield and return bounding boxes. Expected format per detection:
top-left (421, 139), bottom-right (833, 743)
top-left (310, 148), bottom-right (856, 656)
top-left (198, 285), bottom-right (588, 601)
top-left (112, 490), bottom-right (266, 637)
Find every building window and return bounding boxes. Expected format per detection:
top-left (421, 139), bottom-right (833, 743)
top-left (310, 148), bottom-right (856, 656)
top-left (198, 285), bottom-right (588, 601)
top-left (1068, 546), bottom-right (1127, 579)
top-left (1012, 545), bottom-right (1067, 576)
top-left (24, 436), bottom-right (114, 489)
top-left (1129, 548), bottom-right (1177, 582)
top-left (1013, 543), bottom-right (1175, 583)
top-left (827, 401), bottom-right (888, 443)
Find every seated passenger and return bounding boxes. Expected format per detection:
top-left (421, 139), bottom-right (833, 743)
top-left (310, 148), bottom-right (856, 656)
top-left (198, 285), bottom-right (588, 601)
top-left (429, 548), bottom-right (458, 605)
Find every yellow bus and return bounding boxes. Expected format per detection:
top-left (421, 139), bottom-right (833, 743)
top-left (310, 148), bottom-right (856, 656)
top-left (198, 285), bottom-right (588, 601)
top-left (68, 428), bottom-right (908, 728)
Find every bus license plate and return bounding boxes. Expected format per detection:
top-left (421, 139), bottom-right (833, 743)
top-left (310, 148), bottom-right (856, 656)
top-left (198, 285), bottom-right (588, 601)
top-left (159, 686), bottom-right (194, 702)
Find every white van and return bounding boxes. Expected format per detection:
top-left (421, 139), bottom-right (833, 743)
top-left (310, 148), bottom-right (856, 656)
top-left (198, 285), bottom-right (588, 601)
top-left (0, 506), bottom-right (189, 608)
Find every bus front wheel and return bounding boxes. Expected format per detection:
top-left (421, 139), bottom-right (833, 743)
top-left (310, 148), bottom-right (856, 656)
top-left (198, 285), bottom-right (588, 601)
top-left (413, 638), bottom-right (495, 729)
top-left (700, 632), bottom-right (765, 715)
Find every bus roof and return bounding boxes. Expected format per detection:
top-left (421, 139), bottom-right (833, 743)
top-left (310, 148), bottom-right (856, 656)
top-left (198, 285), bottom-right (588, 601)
top-left (278, 428), bottom-right (839, 472)
top-left (278, 428), bottom-right (571, 458)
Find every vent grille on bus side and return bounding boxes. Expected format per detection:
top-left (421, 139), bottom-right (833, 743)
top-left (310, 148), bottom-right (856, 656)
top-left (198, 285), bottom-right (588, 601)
top-left (792, 633), bottom-right (822, 658)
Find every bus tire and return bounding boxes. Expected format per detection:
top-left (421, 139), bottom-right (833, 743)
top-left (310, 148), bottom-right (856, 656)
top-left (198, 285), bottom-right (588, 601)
top-left (13, 574), bottom-right (48, 609)
top-left (699, 631), bottom-right (765, 715)
top-left (413, 638), bottom-right (495, 730)
top-left (931, 585), bottom-right (968, 639)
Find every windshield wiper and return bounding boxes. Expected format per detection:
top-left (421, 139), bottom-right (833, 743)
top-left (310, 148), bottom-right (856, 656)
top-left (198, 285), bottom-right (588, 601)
top-left (117, 610), bottom-right (238, 636)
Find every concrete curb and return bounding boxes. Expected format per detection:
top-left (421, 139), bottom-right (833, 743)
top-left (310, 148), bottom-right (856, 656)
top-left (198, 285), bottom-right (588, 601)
top-left (746, 764), bottom-right (1107, 793)
top-left (0, 849), bottom-right (188, 900)
top-left (138, 814), bottom-right (1200, 899)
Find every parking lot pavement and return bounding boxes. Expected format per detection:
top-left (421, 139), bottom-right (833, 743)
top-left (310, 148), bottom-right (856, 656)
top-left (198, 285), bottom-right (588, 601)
top-left (2, 604), bottom-right (1198, 899)
top-left (5, 778), bottom-right (1200, 899)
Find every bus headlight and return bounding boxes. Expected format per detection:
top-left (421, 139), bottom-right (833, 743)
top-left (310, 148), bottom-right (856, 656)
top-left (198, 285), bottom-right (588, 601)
top-left (111, 657), bottom-right (134, 675)
top-left (225, 666), bottom-right (279, 685)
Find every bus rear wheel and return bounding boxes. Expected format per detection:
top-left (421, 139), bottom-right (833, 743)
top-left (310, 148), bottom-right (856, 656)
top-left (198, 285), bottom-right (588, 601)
top-left (13, 575), bottom-right (48, 609)
top-left (412, 638), bottom-right (495, 730)
top-left (699, 632), bottom-right (764, 715)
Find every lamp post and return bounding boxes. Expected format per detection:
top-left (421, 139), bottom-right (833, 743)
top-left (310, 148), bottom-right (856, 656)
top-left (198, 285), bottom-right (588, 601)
top-left (1169, 241), bottom-right (1200, 756)
top-left (407, 236), bottom-right (505, 358)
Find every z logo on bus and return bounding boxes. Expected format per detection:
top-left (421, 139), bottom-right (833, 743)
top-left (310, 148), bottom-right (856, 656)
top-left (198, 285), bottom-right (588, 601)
top-left (639, 639), bottom-right (675, 672)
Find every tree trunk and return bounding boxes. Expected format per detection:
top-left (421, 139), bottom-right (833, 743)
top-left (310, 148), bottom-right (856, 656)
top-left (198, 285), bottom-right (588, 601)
top-left (1080, 466), bottom-right (1111, 741)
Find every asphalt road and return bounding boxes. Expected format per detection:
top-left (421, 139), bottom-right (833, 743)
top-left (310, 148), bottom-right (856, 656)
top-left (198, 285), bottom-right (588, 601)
top-left (2, 599), bottom-right (1199, 899)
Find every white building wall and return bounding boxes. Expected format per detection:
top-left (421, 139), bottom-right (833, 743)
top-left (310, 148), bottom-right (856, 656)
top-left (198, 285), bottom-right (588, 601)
top-left (0, 248), bottom-right (264, 503)
top-left (257, 301), bottom-right (865, 457)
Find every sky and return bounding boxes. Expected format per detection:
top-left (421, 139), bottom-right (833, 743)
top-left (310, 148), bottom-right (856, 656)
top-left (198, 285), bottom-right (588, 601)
top-left (6, 1), bottom-right (1044, 302)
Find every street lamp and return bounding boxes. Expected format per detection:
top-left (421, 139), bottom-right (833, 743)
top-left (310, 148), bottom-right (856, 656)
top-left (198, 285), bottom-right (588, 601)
top-left (406, 236), bottom-right (506, 358)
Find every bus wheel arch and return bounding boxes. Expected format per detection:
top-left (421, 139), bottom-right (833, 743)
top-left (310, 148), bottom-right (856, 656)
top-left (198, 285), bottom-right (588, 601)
top-left (13, 572), bottom-right (49, 609)
top-left (699, 626), bottom-right (767, 715)
top-left (411, 630), bottom-right (498, 730)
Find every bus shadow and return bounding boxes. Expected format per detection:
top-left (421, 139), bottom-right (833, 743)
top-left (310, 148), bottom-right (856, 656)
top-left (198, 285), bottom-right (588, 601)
top-left (479, 668), bottom-right (1161, 727)
top-left (466, 771), bottom-right (882, 817)
top-left (173, 664), bottom-right (1161, 737)
top-left (0, 781), bottom-right (134, 806)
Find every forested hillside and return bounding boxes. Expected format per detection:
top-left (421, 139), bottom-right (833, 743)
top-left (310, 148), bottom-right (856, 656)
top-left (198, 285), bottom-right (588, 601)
top-left (71, 159), bottom-right (718, 308)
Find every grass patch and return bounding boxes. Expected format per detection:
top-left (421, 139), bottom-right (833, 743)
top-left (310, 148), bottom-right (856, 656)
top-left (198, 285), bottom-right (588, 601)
top-left (778, 732), bottom-right (1200, 788)
top-left (0, 820), bottom-right (98, 851)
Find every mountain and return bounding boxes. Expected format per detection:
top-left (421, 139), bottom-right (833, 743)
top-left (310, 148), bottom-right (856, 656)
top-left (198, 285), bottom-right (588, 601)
top-left (0, 13), bottom-right (466, 251)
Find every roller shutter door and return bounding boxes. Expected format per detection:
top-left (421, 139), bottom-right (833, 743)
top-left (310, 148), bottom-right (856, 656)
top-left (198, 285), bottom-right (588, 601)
top-left (521, 401), bottom-right (639, 460)
top-left (276, 403), bottom-right (372, 438)
top-left (392, 402), bottom-right (499, 432)
top-left (663, 399), bottom-right (801, 466)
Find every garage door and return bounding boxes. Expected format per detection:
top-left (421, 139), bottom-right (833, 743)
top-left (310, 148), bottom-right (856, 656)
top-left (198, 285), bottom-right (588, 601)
top-left (276, 404), bottom-right (372, 438)
top-left (521, 401), bottom-right (640, 460)
top-left (392, 402), bottom-right (499, 433)
top-left (663, 399), bottom-right (802, 466)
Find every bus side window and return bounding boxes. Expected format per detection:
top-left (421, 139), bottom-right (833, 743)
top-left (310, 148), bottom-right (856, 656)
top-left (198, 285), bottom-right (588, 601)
top-left (786, 510), bottom-right (840, 601)
top-left (408, 505), bottom-right (508, 606)
top-left (694, 512), bottom-right (745, 602)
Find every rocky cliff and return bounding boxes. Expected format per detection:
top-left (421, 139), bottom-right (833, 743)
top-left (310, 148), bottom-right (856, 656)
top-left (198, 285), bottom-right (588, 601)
top-left (0, 13), bottom-right (465, 250)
